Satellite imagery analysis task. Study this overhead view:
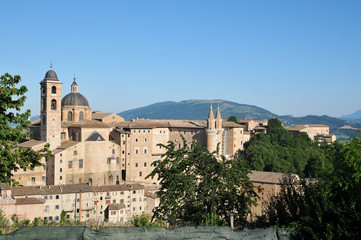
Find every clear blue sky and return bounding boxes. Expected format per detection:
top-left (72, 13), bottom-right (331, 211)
top-left (1, 0), bottom-right (361, 118)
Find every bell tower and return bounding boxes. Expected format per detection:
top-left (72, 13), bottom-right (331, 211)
top-left (40, 68), bottom-right (62, 150)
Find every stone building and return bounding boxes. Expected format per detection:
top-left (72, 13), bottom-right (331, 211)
top-left (0, 184), bottom-right (46, 221)
top-left (19, 69), bottom-right (249, 187)
top-left (247, 171), bottom-right (299, 218)
top-left (286, 124), bottom-right (336, 142)
top-left (6, 183), bottom-right (146, 223)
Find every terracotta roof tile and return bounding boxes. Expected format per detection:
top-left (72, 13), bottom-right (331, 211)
top-left (108, 203), bottom-right (126, 210)
top-left (15, 198), bottom-right (46, 205)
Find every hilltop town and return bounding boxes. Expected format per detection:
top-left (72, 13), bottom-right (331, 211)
top-left (0, 69), bottom-right (337, 225)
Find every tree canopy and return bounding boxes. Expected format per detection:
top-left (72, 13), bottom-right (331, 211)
top-left (261, 133), bottom-right (361, 239)
top-left (0, 73), bottom-right (50, 185)
top-left (243, 118), bottom-right (331, 178)
top-left (147, 138), bottom-right (258, 228)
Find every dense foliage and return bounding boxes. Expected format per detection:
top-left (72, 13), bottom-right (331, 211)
top-left (147, 138), bottom-right (258, 228)
top-left (260, 134), bottom-right (361, 239)
top-left (0, 73), bottom-right (50, 185)
top-left (243, 118), bottom-right (331, 178)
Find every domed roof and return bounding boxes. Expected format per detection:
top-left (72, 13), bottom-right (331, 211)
top-left (61, 92), bottom-right (89, 107)
top-left (43, 69), bottom-right (58, 81)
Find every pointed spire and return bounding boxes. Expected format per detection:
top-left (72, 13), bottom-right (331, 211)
top-left (216, 105), bottom-right (221, 119)
top-left (208, 104), bottom-right (214, 119)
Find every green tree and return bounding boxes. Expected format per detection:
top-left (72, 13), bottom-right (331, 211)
top-left (147, 138), bottom-right (258, 228)
top-left (0, 73), bottom-right (50, 185)
top-left (0, 210), bottom-right (7, 234)
top-left (244, 118), bottom-right (329, 178)
top-left (132, 213), bottom-right (164, 227)
top-left (227, 116), bottom-right (238, 123)
top-left (262, 133), bottom-right (361, 239)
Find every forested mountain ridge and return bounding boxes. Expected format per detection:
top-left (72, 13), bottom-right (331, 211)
top-left (118, 99), bottom-right (361, 141)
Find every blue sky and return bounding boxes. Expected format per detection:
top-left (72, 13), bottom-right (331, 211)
top-left (1, 1), bottom-right (361, 118)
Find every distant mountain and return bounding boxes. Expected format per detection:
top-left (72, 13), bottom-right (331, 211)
top-left (118, 100), bottom-right (276, 121)
top-left (341, 109), bottom-right (361, 120)
top-left (118, 99), bottom-right (361, 141)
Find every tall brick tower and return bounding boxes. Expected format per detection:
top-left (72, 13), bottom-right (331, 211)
top-left (40, 68), bottom-right (62, 150)
top-left (215, 106), bottom-right (224, 155)
top-left (206, 105), bottom-right (217, 153)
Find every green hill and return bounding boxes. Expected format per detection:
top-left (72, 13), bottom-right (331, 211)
top-left (118, 99), bottom-right (361, 141)
top-left (118, 99), bottom-right (276, 121)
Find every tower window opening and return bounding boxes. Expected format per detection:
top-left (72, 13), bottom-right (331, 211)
top-left (51, 86), bottom-right (56, 94)
top-left (79, 111), bottom-right (84, 120)
top-left (51, 99), bottom-right (57, 110)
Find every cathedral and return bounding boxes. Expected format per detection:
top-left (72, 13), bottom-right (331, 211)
top-left (15, 69), bottom-right (250, 186)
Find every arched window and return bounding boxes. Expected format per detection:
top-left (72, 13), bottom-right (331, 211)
top-left (79, 111), bottom-right (84, 120)
top-left (68, 111), bottom-right (73, 121)
top-left (51, 86), bottom-right (56, 94)
top-left (51, 99), bottom-right (56, 110)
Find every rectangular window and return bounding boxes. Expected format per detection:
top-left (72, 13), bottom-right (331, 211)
top-left (60, 168), bottom-right (62, 172)
top-left (55, 205), bottom-right (59, 210)
top-left (60, 176), bottom-right (62, 180)
top-left (31, 177), bottom-right (35, 182)
top-left (68, 161), bottom-right (72, 169)
top-left (74, 151), bottom-right (77, 155)
top-left (79, 159), bottom-right (83, 168)
top-left (144, 162), bottom-right (147, 167)
top-left (135, 163), bottom-right (138, 167)
top-left (107, 158), bottom-right (111, 164)
top-left (116, 157), bottom-right (120, 164)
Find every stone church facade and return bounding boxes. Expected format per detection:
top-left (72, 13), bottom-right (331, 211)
top-left (15, 69), bottom-right (250, 187)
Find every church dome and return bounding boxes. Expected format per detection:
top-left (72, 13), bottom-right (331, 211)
top-left (43, 69), bottom-right (58, 81)
top-left (61, 92), bottom-right (89, 107)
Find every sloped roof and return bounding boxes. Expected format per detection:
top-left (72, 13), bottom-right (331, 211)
top-left (52, 141), bottom-right (79, 154)
top-left (248, 171), bottom-right (290, 184)
top-left (11, 183), bottom-right (144, 197)
top-left (92, 112), bottom-right (113, 120)
top-left (85, 130), bottom-right (105, 141)
top-left (29, 118), bottom-right (41, 127)
top-left (108, 203), bottom-right (126, 210)
top-left (286, 124), bottom-right (329, 132)
top-left (15, 198), bottom-right (46, 205)
top-left (17, 139), bottom-right (45, 148)
top-left (222, 121), bottom-right (245, 128)
top-left (62, 120), bottom-right (111, 128)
